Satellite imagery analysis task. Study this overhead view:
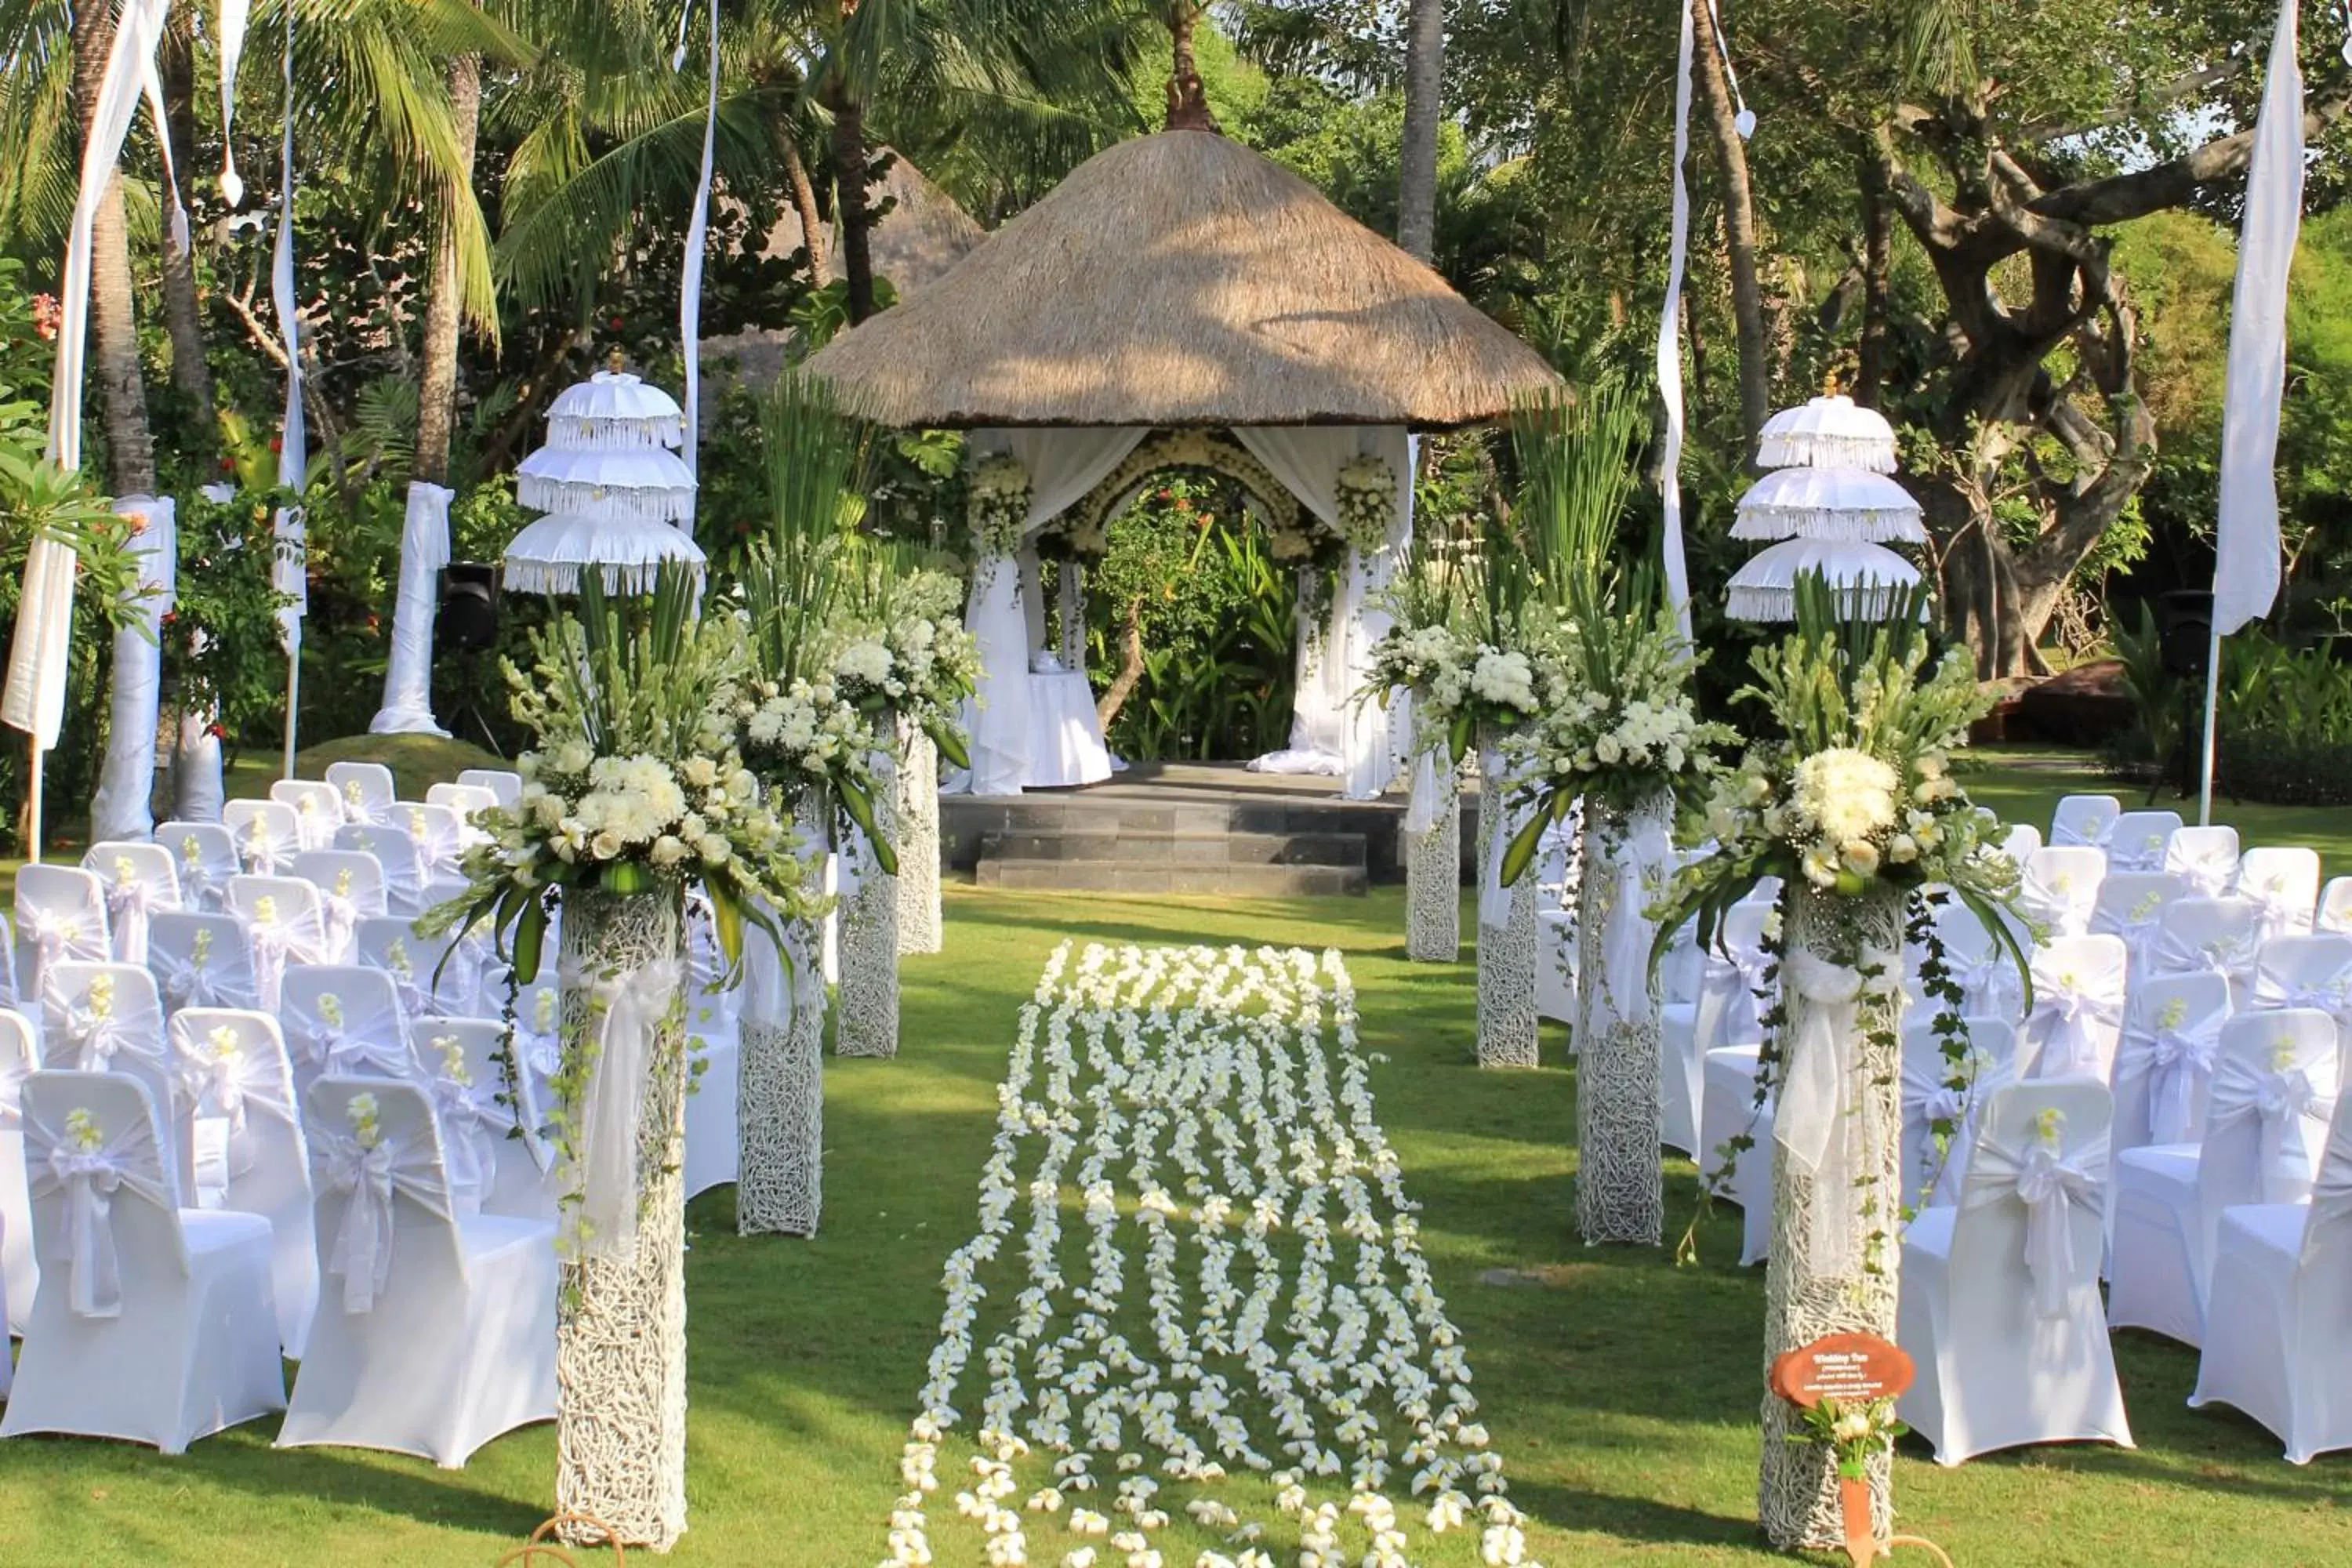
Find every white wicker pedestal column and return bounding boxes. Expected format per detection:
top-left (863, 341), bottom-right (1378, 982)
top-left (1475, 734), bottom-right (1540, 1068)
top-left (556, 888), bottom-right (691, 1552)
top-left (836, 746), bottom-right (901, 1058)
top-left (1573, 791), bottom-right (1671, 1245)
top-left (736, 804), bottom-right (829, 1237)
top-left (895, 729), bottom-right (943, 956)
top-left (1404, 756), bottom-right (1461, 964)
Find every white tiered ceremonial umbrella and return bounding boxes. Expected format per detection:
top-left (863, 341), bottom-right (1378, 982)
top-left (1756, 394), bottom-right (1899, 474)
top-left (502, 366), bottom-right (705, 595)
top-left (1725, 538), bottom-right (1924, 623)
top-left (1728, 393), bottom-right (1926, 624)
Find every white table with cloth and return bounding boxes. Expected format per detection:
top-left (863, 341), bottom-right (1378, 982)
top-left (1024, 659), bottom-right (1114, 789)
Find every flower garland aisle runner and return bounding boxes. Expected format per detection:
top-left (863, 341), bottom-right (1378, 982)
top-left (887, 943), bottom-right (1542, 1568)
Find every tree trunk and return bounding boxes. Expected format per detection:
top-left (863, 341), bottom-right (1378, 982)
top-left (1397, 0), bottom-right (1444, 263)
top-left (781, 136), bottom-right (829, 287)
top-left (828, 84), bottom-right (876, 323)
top-left (1165, 2), bottom-right (1215, 130)
top-left (414, 52), bottom-right (481, 487)
top-left (74, 0), bottom-right (154, 495)
top-left (1689, 0), bottom-right (1767, 463)
top-left (1096, 596), bottom-right (1147, 731)
top-left (157, 34), bottom-right (215, 441)
top-left (1855, 153), bottom-right (1893, 409)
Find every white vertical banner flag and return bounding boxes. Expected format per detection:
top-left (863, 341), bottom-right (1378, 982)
top-left (1653, 0), bottom-right (1698, 641)
top-left (2212, 0), bottom-right (2306, 637)
top-left (271, 11), bottom-right (307, 779)
top-left (677, 0), bottom-right (720, 497)
top-left (218, 0), bottom-right (252, 203)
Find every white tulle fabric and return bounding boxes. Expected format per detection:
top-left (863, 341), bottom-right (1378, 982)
top-left (562, 954), bottom-right (684, 1261)
top-left (307, 1117), bottom-right (448, 1316)
top-left (2165, 826), bottom-right (2242, 898)
top-left (1773, 949), bottom-right (1873, 1277)
top-left (1964, 1128), bottom-right (2111, 1320)
top-left (89, 499), bottom-right (176, 842)
top-left (22, 1091), bottom-right (175, 1318)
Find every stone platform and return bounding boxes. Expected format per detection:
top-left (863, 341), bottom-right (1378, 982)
top-left (946, 760), bottom-right (1475, 897)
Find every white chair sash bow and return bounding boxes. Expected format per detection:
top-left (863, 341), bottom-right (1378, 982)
top-left (319, 891), bottom-right (361, 964)
top-left (1703, 942), bottom-right (1776, 1049)
top-left (2253, 971), bottom-right (2351, 1021)
top-left (1950, 949), bottom-right (2019, 1022)
top-left (175, 851), bottom-right (220, 912)
top-left (2027, 976), bottom-right (2123, 1080)
top-left (1965, 1131), bottom-right (2109, 1319)
top-left (174, 1040), bottom-right (289, 1181)
top-left (154, 946), bottom-right (234, 1011)
top-left (249, 923), bottom-right (293, 1012)
top-left (1775, 949), bottom-right (1882, 1277)
top-left (562, 955), bottom-right (684, 1261)
top-left (2155, 923), bottom-right (2252, 985)
top-left (23, 908), bottom-right (95, 1000)
top-left (2020, 864), bottom-right (2096, 938)
top-left (2210, 1053), bottom-right (2339, 1204)
top-left (51, 995), bottom-right (168, 1080)
top-left (103, 877), bottom-right (155, 964)
top-left (2117, 1014), bottom-right (2224, 1147)
top-left (24, 1107), bottom-right (173, 1317)
top-left (310, 1122), bottom-right (449, 1315)
top-left (1900, 1051), bottom-right (2007, 1207)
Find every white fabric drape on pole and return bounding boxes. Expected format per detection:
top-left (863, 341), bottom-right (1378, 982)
top-left (2200, 0), bottom-right (2305, 826)
top-left (368, 481), bottom-right (453, 736)
top-left (172, 485), bottom-right (235, 822)
top-left (270, 12), bottom-right (307, 781)
top-left (216, 0), bottom-right (251, 203)
top-left (2, 0), bottom-right (169, 858)
top-left (1653, 0), bottom-right (1698, 640)
top-left (677, 0), bottom-right (720, 488)
top-left (954, 428), bottom-right (1146, 796)
top-left (90, 497), bottom-right (176, 841)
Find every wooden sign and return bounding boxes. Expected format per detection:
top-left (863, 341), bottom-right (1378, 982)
top-left (1770, 1332), bottom-right (1914, 1410)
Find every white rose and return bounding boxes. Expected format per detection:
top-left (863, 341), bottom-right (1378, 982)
top-left (698, 834), bottom-right (731, 866)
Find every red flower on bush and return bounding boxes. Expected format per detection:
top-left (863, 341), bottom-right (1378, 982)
top-left (30, 293), bottom-right (59, 340)
top-left (207, 722), bottom-right (226, 739)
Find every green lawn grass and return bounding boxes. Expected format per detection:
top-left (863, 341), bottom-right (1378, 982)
top-left (1, 753), bottom-right (2347, 1565)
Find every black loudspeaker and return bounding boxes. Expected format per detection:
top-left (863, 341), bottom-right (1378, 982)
top-left (2156, 589), bottom-right (2215, 681)
top-left (437, 562), bottom-right (501, 652)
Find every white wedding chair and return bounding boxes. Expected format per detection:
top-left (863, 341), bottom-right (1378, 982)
top-left (0, 1071), bottom-right (284, 1451)
top-left (325, 760), bottom-right (397, 828)
top-left (1693, 899), bottom-right (1783, 1265)
top-left (2190, 1091), bottom-right (2352, 1462)
top-left (2319, 877), bottom-right (2352, 937)
top-left (405, 1018), bottom-right (499, 1214)
top-left (147, 911), bottom-right (260, 1015)
top-left (40, 961), bottom-right (180, 1202)
top-left (2020, 935), bottom-right (2128, 1083)
top-left (292, 849), bottom-right (390, 964)
top-left (0, 1008), bottom-right (37, 1334)
top-left (416, 1015), bottom-right (556, 1221)
top-left (510, 980), bottom-right (562, 1133)
top-left (2239, 846), bottom-right (2322, 945)
top-left (336, 821), bottom-right (428, 918)
top-left (168, 1007), bottom-right (317, 1355)
top-left (2049, 794), bottom-right (2121, 848)
top-left (397, 801), bottom-right (468, 887)
top-left (2112, 971), bottom-right (2232, 1157)
top-left (81, 841), bottom-right (182, 965)
top-left (426, 782), bottom-right (499, 835)
top-left (13, 864), bottom-right (112, 1017)
top-left (682, 895), bottom-right (742, 1199)
top-left (0, 913), bottom-right (17, 1013)
top-left (2018, 846), bottom-right (2105, 942)
top-left (1929, 898), bottom-right (2025, 1024)
top-left (1896, 1079), bottom-right (2131, 1465)
top-left (227, 874), bottom-right (332, 1011)
top-left (2249, 934), bottom-right (2352, 1044)
top-left (155, 821), bottom-right (241, 915)
top-left (281, 966), bottom-right (419, 1096)
top-left (1898, 1016), bottom-right (2016, 1209)
top-left (2107, 1008), bottom-right (2341, 1347)
top-left (2151, 897), bottom-right (2264, 1005)
top-left (2165, 825), bottom-right (2241, 899)
top-left (223, 799), bottom-right (303, 877)
top-left (2103, 811), bottom-right (2183, 875)
top-left (280, 1076), bottom-right (557, 1467)
top-left (270, 779), bottom-right (347, 851)
top-left (2089, 872), bottom-right (2187, 975)
top-left (2000, 823), bottom-right (2043, 863)
top-left (1658, 917), bottom-right (1707, 1156)
top-left (456, 768), bottom-right (522, 808)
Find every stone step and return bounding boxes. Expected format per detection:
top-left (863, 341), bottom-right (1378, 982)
top-left (972, 858), bottom-right (1369, 898)
top-left (977, 829), bottom-right (1367, 869)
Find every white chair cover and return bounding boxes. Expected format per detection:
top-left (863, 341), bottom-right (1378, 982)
top-left (226, 875), bottom-right (332, 1013)
top-left (147, 910), bottom-right (260, 1015)
top-left (1929, 898), bottom-right (2024, 1024)
top-left (1898, 1016), bottom-right (2016, 1209)
top-left (40, 962), bottom-right (180, 1203)
top-left (2020, 935), bottom-right (2127, 1083)
top-left (511, 980), bottom-right (562, 1134)
top-left (2000, 823), bottom-right (2043, 862)
top-left (2250, 933), bottom-right (2352, 1037)
top-left (2190, 1092), bottom-right (2352, 1461)
top-left (2017, 845), bottom-right (2105, 942)
top-left (1697, 901), bottom-right (1775, 1054)
top-left (2103, 811), bottom-right (2182, 875)
top-left (281, 966), bottom-right (417, 1094)
top-left (2108, 1009), bottom-right (2341, 1347)
top-left (1700, 1044), bottom-right (1773, 1267)
top-left (223, 800), bottom-right (304, 877)
top-left (280, 1076), bottom-right (556, 1467)
top-left (0, 1008), bottom-right (38, 1334)
top-left (1896, 1080), bottom-right (2131, 1465)
top-left (0, 911), bottom-right (17, 1014)
top-left (13, 864), bottom-right (112, 1014)
top-left (324, 760), bottom-right (397, 828)
top-left (336, 822), bottom-right (428, 919)
top-left (2165, 825), bottom-right (2242, 900)
top-left (168, 1007), bottom-right (317, 1355)
top-left (81, 842), bottom-right (182, 966)
top-left (456, 768), bottom-right (522, 808)
top-left (2239, 846), bottom-right (2321, 944)
top-left (2049, 794), bottom-right (2121, 849)
top-left (1658, 917), bottom-right (1706, 1156)
top-left (406, 1019), bottom-right (498, 1215)
top-left (0, 1071), bottom-right (284, 1452)
top-left (2319, 876), bottom-right (2352, 937)
top-left (426, 780), bottom-right (499, 826)
top-left (397, 801), bottom-right (466, 887)
top-left (417, 1015), bottom-right (555, 1221)
top-left (292, 850), bottom-right (390, 965)
top-left (2089, 871), bottom-right (2187, 975)
top-left (155, 821), bottom-right (240, 915)
top-left (270, 779), bottom-right (347, 851)
top-left (2151, 897), bottom-right (2264, 1002)
top-left (2112, 971), bottom-right (2232, 1156)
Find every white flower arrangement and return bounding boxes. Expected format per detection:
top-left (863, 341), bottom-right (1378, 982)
top-left (972, 454), bottom-right (1033, 560)
top-left (1331, 456), bottom-right (1396, 556)
top-left (880, 942), bottom-right (1541, 1568)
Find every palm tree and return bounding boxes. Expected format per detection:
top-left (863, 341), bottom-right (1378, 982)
top-left (1397, 0), bottom-right (1441, 263)
top-left (71, 0), bottom-right (156, 493)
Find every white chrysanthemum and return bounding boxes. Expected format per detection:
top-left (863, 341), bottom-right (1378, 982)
top-left (1791, 747), bottom-right (1900, 848)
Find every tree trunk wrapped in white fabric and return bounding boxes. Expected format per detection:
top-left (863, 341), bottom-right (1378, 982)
top-left (895, 729), bottom-right (943, 956)
top-left (1404, 747), bottom-right (1461, 963)
top-left (1575, 789), bottom-right (1673, 1244)
top-left (368, 480), bottom-right (452, 736)
top-left (1758, 881), bottom-right (1908, 1552)
top-left (90, 497), bottom-right (175, 842)
top-left (836, 746), bottom-right (900, 1058)
top-left (554, 886), bottom-right (691, 1551)
top-left (1475, 734), bottom-right (1539, 1069)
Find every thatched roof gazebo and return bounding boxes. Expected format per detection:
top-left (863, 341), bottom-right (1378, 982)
top-left (805, 118), bottom-right (1563, 799)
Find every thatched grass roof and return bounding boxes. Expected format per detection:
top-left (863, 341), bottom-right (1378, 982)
top-left (802, 130), bottom-right (1563, 430)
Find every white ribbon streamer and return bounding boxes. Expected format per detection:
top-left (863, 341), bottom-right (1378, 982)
top-left (677, 0), bottom-right (720, 490)
top-left (270, 8), bottom-right (307, 673)
top-left (1653, 0), bottom-right (1697, 637)
top-left (217, 0), bottom-right (251, 203)
top-left (564, 955), bottom-right (685, 1261)
top-left (1774, 949), bottom-right (1870, 1278)
top-left (1477, 748), bottom-right (1537, 930)
top-left (1597, 812), bottom-right (1673, 1027)
top-left (1403, 748), bottom-right (1443, 837)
